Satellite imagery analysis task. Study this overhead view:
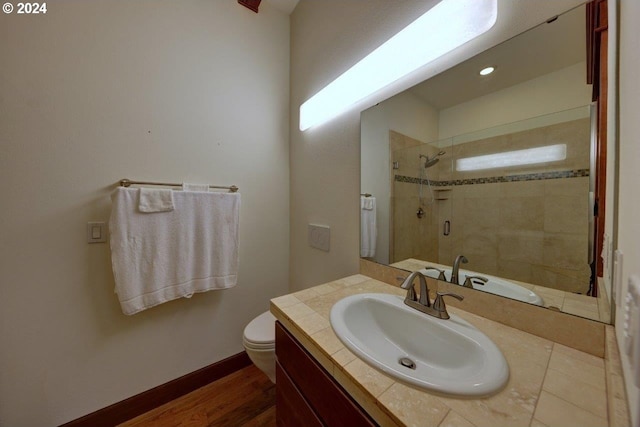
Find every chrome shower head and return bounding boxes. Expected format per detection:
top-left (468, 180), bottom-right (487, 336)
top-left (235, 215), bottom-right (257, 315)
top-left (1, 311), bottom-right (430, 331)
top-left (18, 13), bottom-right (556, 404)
top-left (419, 151), bottom-right (446, 168)
top-left (424, 157), bottom-right (439, 168)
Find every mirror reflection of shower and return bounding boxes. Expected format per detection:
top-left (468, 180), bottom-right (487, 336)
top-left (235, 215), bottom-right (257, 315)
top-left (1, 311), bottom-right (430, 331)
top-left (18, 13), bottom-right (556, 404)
top-left (418, 151), bottom-right (446, 206)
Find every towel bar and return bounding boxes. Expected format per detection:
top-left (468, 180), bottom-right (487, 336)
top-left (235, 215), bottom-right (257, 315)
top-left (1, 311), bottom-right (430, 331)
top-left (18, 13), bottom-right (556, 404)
top-left (119, 179), bottom-right (239, 193)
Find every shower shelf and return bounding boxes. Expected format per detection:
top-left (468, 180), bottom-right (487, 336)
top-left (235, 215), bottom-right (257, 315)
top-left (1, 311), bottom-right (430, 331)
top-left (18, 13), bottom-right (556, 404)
top-left (434, 188), bottom-right (452, 200)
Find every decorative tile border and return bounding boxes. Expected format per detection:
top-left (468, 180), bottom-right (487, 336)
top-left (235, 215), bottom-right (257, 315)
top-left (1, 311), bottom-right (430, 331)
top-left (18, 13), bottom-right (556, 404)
top-left (395, 168), bottom-right (590, 187)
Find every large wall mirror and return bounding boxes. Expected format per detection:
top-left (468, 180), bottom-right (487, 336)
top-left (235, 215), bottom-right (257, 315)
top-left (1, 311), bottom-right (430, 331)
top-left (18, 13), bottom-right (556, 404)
top-left (360, 4), bottom-right (613, 324)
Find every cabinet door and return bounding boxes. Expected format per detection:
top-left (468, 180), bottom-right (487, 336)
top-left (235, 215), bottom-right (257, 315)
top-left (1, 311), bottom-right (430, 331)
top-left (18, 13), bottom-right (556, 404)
top-left (276, 322), bottom-right (377, 427)
top-left (276, 362), bottom-right (323, 427)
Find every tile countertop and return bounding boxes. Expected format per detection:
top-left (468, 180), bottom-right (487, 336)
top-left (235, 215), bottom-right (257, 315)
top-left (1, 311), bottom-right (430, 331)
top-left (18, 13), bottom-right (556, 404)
top-left (270, 274), bottom-right (624, 427)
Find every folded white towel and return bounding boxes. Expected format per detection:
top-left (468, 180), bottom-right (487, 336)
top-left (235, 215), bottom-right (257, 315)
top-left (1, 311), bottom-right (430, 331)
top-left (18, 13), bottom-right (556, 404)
top-left (138, 188), bottom-right (174, 213)
top-left (110, 187), bottom-right (241, 315)
top-left (362, 197), bottom-right (375, 210)
top-left (360, 196), bottom-right (376, 258)
top-left (182, 183), bottom-right (210, 192)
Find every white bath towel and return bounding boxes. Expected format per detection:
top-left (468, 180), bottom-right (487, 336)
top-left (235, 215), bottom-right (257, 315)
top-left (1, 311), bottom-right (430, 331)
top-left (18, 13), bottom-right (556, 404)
top-left (109, 187), bottom-right (240, 315)
top-left (138, 188), bottom-right (174, 213)
top-left (362, 197), bottom-right (375, 210)
top-left (360, 196), bottom-right (377, 258)
top-left (182, 183), bottom-right (210, 192)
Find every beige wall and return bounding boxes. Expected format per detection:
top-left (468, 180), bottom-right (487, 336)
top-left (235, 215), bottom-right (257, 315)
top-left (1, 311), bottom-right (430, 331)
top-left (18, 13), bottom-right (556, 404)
top-left (0, 1), bottom-right (290, 425)
top-left (290, 0), bottom-right (587, 291)
top-left (616, 0), bottom-right (640, 424)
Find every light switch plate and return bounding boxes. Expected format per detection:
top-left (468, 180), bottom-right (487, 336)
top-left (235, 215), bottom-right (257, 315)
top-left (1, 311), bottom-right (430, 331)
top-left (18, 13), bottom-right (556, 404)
top-left (87, 222), bottom-right (106, 243)
top-left (308, 224), bottom-right (330, 252)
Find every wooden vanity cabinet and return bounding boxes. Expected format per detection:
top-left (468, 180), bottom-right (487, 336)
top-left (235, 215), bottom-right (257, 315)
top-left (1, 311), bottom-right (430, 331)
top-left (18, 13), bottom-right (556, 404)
top-left (275, 321), bottom-right (377, 427)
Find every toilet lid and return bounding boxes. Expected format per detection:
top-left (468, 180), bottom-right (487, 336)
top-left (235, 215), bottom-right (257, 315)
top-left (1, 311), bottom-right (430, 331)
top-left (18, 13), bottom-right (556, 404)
top-left (243, 311), bottom-right (276, 345)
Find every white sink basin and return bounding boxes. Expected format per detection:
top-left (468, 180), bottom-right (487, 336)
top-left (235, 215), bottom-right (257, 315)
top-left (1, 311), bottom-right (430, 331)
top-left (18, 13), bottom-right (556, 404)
top-left (420, 267), bottom-right (545, 306)
top-left (330, 293), bottom-right (509, 397)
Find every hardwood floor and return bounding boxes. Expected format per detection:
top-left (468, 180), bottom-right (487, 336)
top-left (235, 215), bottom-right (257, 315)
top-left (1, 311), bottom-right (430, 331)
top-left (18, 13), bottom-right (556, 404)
top-left (118, 365), bottom-right (276, 427)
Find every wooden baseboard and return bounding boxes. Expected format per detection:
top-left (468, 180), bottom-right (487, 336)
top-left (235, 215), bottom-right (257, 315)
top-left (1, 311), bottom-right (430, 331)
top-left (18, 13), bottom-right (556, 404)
top-left (60, 351), bottom-right (251, 427)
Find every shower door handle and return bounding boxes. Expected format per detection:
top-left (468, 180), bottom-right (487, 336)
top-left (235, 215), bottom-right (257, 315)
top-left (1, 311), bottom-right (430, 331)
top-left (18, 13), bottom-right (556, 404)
top-left (443, 220), bottom-right (451, 236)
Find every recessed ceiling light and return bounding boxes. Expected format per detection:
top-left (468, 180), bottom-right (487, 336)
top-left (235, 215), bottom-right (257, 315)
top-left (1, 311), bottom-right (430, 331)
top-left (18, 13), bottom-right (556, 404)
top-left (479, 66), bottom-right (495, 76)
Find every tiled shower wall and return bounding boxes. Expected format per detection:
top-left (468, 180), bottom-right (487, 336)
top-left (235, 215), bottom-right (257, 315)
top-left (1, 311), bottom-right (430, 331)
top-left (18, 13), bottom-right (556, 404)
top-left (392, 118), bottom-right (592, 293)
top-left (390, 130), bottom-right (442, 264)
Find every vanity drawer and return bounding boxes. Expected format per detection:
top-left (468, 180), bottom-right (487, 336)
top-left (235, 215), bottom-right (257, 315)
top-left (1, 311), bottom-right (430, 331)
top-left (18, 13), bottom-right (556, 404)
top-left (275, 321), bottom-right (376, 427)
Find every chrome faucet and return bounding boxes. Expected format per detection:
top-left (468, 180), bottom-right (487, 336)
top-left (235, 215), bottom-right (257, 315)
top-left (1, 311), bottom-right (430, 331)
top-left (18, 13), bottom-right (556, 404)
top-left (451, 255), bottom-right (468, 285)
top-left (400, 271), bottom-right (464, 319)
top-left (462, 275), bottom-right (488, 289)
top-left (400, 271), bottom-right (431, 307)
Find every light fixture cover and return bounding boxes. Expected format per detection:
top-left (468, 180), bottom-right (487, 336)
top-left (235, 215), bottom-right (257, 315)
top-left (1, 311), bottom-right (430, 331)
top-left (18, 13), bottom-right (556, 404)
top-left (299, 0), bottom-right (498, 131)
top-left (480, 66), bottom-right (495, 75)
top-left (456, 144), bottom-right (567, 171)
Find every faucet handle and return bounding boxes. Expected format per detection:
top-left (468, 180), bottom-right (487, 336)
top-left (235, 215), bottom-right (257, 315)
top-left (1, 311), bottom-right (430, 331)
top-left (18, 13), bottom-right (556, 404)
top-left (400, 275), bottom-right (417, 302)
top-left (433, 292), bottom-right (464, 319)
top-left (423, 267), bottom-right (447, 281)
top-left (462, 275), bottom-right (488, 289)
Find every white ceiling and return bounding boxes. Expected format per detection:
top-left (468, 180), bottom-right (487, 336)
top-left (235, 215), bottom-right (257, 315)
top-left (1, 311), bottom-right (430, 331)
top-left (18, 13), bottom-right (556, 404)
top-left (409, 4), bottom-right (586, 110)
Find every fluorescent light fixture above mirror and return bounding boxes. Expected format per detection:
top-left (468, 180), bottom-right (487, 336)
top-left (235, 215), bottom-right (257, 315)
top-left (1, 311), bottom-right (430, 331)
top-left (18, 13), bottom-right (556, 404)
top-left (456, 144), bottom-right (567, 171)
top-left (299, 0), bottom-right (498, 131)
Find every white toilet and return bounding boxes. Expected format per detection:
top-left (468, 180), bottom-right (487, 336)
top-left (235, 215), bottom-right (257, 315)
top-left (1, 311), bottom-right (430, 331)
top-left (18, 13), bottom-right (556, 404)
top-left (243, 311), bottom-right (277, 383)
